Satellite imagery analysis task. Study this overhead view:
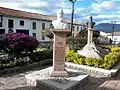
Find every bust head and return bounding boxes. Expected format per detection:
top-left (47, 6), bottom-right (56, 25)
top-left (57, 10), bottom-right (64, 22)
top-left (52, 10), bottom-right (68, 29)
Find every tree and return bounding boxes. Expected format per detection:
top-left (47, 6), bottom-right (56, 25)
top-left (41, 24), bottom-right (54, 39)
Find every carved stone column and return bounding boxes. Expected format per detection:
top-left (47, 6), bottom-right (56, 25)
top-left (87, 29), bottom-right (93, 44)
top-left (50, 29), bottom-right (70, 77)
top-left (87, 16), bottom-right (94, 44)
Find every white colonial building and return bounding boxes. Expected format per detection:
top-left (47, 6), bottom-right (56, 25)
top-left (0, 7), bottom-right (84, 41)
top-left (107, 32), bottom-right (120, 44)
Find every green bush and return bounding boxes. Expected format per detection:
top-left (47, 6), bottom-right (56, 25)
top-left (0, 57), bottom-right (29, 70)
top-left (30, 48), bottom-right (53, 62)
top-left (93, 58), bottom-right (103, 67)
top-left (66, 50), bottom-right (85, 64)
top-left (77, 58), bottom-right (85, 65)
top-left (103, 52), bottom-right (120, 69)
top-left (85, 57), bottom-right (94, 66)
top-left (66, 49), bottom-right (120, 70)
top-left (66, 50), bottom-right (75, 62)
top-left (111, 47), bottom-right (120, 52)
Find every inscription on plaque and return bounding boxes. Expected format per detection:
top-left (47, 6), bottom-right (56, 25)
top-left (55, 41), bottom-right (65, 48)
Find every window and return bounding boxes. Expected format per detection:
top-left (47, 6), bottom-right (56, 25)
top-left (50, 23), bottom-right (53, 28)
top-left (33, 22), bottom-right (36, 29)
top-left (8, 19), bottom-right (13, 28)
top-left (77, 26), bottom-right (79, 31)
top-left (72, 33), bottom-right (74, 37)
top-left (72, 26), bottom-right (75, 31)
top-left (42, 23), bottom-right (45, 40)
top-left (20, 20), bottom-right (24, 26)
top-left (32, 33), bottom-right (36, 38)
top-left (114, 38), bottom-right (117, 41)
top-left (0, 15), bottom-right (3, 27)
top-left (81, 27), bottom-right (82, 30)
top-left (8, 29), bottom-right (13, 33)
top-left (0, 22), bottom-right (2, 27)
top-left (42, 23), bottom-right (45, 29)
top-left (68, 25), bottom-right (70, 29)
top-left (42, 35), bottom-right (45, 40)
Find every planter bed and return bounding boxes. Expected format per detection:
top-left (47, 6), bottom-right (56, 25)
top-left (65, 62), bottom-right (120, 77)
top-left (0, 59), bottom-right (52, 76)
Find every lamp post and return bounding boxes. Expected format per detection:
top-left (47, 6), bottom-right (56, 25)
top-left (111, 21), bottom-right (116, 44)
top-left (69, 0), bottom-right (77, 37)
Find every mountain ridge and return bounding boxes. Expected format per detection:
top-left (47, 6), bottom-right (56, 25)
top-left (93, 23), bottom-right (120, 33)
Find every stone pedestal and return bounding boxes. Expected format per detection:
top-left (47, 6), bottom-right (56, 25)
top-left (50, 29), bottom-right (70, 77)
top-left (87, 28), bottom-right (93, 44)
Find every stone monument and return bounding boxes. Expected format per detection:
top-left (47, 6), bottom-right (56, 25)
top-left (25, 10), bottom-right (89, 90)
top-left (50, 10), bottom-right (70, 77)
top-left (77, 16), bottom-right (108, 58)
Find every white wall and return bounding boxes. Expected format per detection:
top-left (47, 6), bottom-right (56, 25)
top-left (0, 15), bottom-right (84, 40)
top-left (0, 16), bottom-right (8, 33)
top-left (107, 36), bottom-right (120, 44)
top-left (0, 16), bottom-right (52, 41)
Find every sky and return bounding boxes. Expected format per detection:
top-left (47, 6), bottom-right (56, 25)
top-left (0, 0), bottom-right (120, 24)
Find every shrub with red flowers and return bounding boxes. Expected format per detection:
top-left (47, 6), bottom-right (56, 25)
top-left (0, 33), bottom-right (39, 58)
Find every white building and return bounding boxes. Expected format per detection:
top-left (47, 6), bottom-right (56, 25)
top-left (97, 31), bottom-right (120, 44)
top-left (107, 32), bottom-right (120, 44)
top-left (0, 7), bottom-right (84, 41)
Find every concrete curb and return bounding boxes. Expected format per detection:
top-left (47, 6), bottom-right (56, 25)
top-left (0, 59), bottom-right (52, 75)
top-left (65, 62), bottom-right (119, 77)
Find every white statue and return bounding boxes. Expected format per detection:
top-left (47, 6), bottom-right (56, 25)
top-left (52, 10), bottom-right (68, 29)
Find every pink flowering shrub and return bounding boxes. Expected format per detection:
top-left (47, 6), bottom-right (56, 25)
top-left (0, 33), bottom-right (39, 58)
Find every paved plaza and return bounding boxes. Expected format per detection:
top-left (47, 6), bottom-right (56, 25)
top-left (0, 65), bottom-right (120, 90)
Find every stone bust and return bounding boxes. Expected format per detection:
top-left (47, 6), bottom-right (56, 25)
top-left (52, 10), bottom-right (68, 29)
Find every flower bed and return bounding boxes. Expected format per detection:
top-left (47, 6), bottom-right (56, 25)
top-left (66, 47), bottom-right (120, 70)
top-left (0, 48), bottom-right (53, 70)
top-left (0, 33), bottom-right (53, 71)
top-left (0, 59), bottom-right (52, 75)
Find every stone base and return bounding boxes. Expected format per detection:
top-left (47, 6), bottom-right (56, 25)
top-left (25, 67), bottom-right (89, 90)
top-left (50, 70), bottom-right (69, 77)
top-left (77, 43), bottom-right (109, 58)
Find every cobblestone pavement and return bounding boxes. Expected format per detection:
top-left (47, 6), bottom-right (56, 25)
top-left (0, 65), bottom-right (120, 90)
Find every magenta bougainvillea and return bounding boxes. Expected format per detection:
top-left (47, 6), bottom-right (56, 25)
top-left (0, 33), bottom-right (39, 56)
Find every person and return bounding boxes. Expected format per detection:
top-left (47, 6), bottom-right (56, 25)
top-left (52, 10), bottom-right (68, 29)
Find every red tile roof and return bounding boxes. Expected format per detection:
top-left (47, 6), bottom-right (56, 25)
top-left (0, 7), bottom-right (83, 25)
top-left (0, 7), bottom-right (58, 21)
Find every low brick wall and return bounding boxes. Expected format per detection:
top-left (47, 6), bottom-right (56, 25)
top-left (0, 59), bottom-right (52, 75)
top-left (65, 62), bottom-right (118, 77)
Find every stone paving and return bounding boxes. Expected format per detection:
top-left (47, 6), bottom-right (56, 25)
top-left (0, 65), bottom-right (120, 90)
top-left (78, 70), bottom-right (120, 90)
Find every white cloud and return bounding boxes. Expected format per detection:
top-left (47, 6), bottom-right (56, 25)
top-left (91, 1), bottom-right (118, 13)
top-left (0, 1), bottom-right (49, 14)
top-left (27, 1), bottom-right (48, 8)
top-left (93, 14), bottom-right (120, 24)
top-left (94, 15), bottom-right (120, 19)
top-left (95, 0), bottom-right (104, 3)
top-left (100, 1), bottom-right (117, 9)
top-left (0, 0), bottom-right (120, 24)
top-left (0, 2), bottom-right (21, 9)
